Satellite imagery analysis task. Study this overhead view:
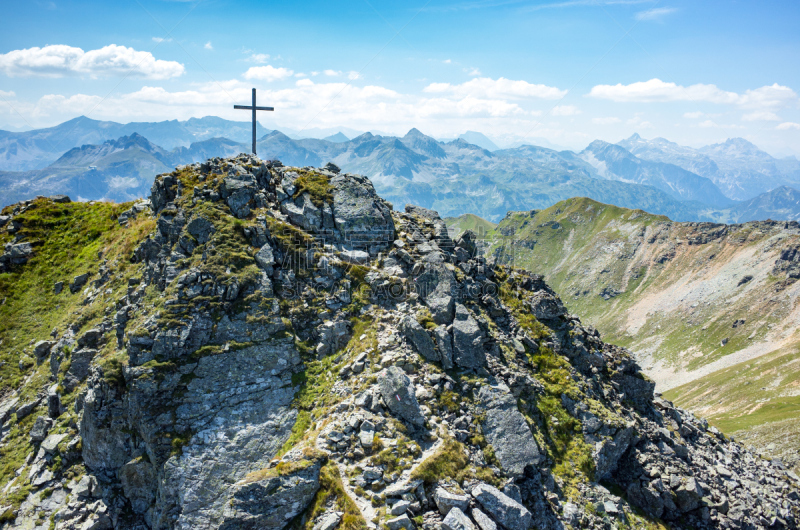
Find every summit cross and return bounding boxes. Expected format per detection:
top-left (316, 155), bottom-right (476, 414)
top-left (234, 88), bottom-right (273, 156)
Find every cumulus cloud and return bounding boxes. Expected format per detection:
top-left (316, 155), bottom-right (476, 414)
top-left (465, 67), bottom-right (481, 77)
top-left (777, 122), bottom-right (800, 130)
top-left (635, 7), bottom-right (677, 21)
top-left (0, 44), bottom-right (184, 79)
top-left (204, 42), bottom-right (213, 50)
top-left (243, 65), bottom-right (294, 82)
top-left (0, 90), bottom-right (15, 98)
top-left (324, 69), bottom-right (341, 77)
top-left (697, 120), bottom-right (744, 129)
top-left (588, 78), bottom-right (797, 109)
top-left (742, 111), bottom-right (780, 122)
top-left (551, 105), bottom-right (580, 116)
top-left (683, 111), bottom-right (705, 119)
top-left (347, 71), bottom-right (361, 80)
top-left (592, 116), bottom-right (620, 124)
top-left (424, 77), bottom-right (566, 100)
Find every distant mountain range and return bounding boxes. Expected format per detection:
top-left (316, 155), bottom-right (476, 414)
top-left (1, 117), bottom-right (800, 223)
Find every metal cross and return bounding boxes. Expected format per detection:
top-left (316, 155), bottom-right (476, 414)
top-left (234, 88), bottom-right (273, 156)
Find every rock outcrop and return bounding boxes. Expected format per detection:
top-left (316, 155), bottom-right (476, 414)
top-left (0, 155), bottom-right (797, 530)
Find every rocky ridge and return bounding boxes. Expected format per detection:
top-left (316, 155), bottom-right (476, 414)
top-left (0, 155), bottom-right (797, 530)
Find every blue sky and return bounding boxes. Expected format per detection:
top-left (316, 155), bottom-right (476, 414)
top-left (1, 0), bottom-right (799, 154)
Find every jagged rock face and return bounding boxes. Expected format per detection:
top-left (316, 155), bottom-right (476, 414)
top-left (0, 154), bottom-right (798, 530)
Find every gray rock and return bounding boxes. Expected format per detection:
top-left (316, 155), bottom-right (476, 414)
top-left (314, 511), bottom-right (342, 530)
top-left (400, 315), bottom-right (438, 362)
top-left (73, 474), bottom-right (98, 498)
top-left (41, 433), bottom-right (68, 454)
top-left (220, 457), bottom-right (323, 529)
top-left (472, 483), bottom-right (532, 530)
top-left (33, 340), bottom-right (55, 361)
top-left (282, 192), bottom-right (322, 231)
top-left (594, 426), bottom-right (634, 479)
top-left (254, 242), bottom-right (275, 274)
top-left (477, 384), bottom-right (542, 476)
top-left (186, 216), bottom-right (216, 244)
top-left (442, 507), bottom-right (476, 530)
top-left (15, 398), bottom-right (40, 421)
top-left (220, 174), bottom-right (257, 218)
top-left (30, 415), bottom-right (53, 443)
top-left (379, 366), bottom-right (425, 426)
top-left (434, 486), bottom-right (471, 515)
top-left (62, 348), bottom-right (97, 392)
top-left (69, 272), bottom-right (90, 293)
top-left (417, 263), bottom-right (456, 324)
top-left (387, 514), bottom-right (415, 530)
top-left (341, 250), bottom-right (370, 264)
top-left (471, 508), bottom-right (498, 530)
top-left (433, 325), bottom-right (455, 369)
top-left (405, 204), bottom-right (441, 220)
top-left (54, 281), bottom-right (64, 294)
top-left (675, 476), bottom-right (704, 512)
top-left (391, 499), bottom-right (411, 515)
top-left (452, 304), bottom-right (486, 369)
top-left (526, 290), bottom-right (566, 320)
top-left (331, 172), bottom-right (395, 250)
top-left (118, 458), bottom-right (157, 514)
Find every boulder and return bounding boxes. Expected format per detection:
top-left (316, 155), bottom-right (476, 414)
top-left (400, 315), bottom-right (438, 363)
top-left (434, 486), bottom-right (471, 515)
top-left (471, 508), bottom-right (498, 530)
top-left (220, 457), bottom-right (323, 529)
top-left (314, 512), bottom-right (342, 530)
top-left (433, 325), bottom-right (455, 369)
top-left (220, 174), bottom-right (258, 218)
top-left (416, 263), bottom-right (456, 324)
top-left (452, 304), bottom-right (486, 369)
top-left (118, 458), bottom-right (157, 514)
top-left (378, 366), bottom-right (425, 426)
top-left (471, 483), bottom-right (532, 530)
top-left (186, 216), bottom-right (216, 244)
top-left (254, 243), bottom-right (275, 274)
top-left (442, 507), bottom-right (476, 530)
top-left (526, 290), bottom-right (565, 320)
top-left (69, 272), bottom-right (90, 293)
top-left (387, 514), bottom-right (415, 530)
top-left (30, 415), bottom-right (53, 443)
top-left (281, 192), bottom-right (322, 231)
top-left (33, 340), bottom-right (55, 361)
top-left (331, 172), bottom-right (395, 250)
top-left (40, 433), bottom-right (68, 454)
top-left (477, 384), bottom-right (542, 476)
top-left (405, 204), bottom-right (441, 220)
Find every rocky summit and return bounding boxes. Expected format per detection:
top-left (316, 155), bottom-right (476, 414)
top-left (0, 154), bottom-right (797, 530)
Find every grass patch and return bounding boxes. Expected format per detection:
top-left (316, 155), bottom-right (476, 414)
top-left (293, 170), bottom-right (333, 208)
top-left (297, 463), bottom-right (367, 530)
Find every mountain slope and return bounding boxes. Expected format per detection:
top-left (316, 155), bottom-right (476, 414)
top-left (619, 134), bottom-right (800, 201)
top-left (0, 155), bottom-right (797, 529)
top-left (581, 140), bottom-right (732, 208)
top-left (0, 116), bottom-right (270, 171)
top-left (476, 198), bottom-right (800, 466)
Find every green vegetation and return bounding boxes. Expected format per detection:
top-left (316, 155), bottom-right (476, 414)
top-left (443, 213), bottom-right (497, 239)
top-left (293, 170), bottom-right (334, 208)
top-left (410, 437), bottom-right (500, 487)
top-left (297, 463), bottom-right (367, 530)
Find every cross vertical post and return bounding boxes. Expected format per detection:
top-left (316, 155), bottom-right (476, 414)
top-left (234, 88), bottom-right (274, 156)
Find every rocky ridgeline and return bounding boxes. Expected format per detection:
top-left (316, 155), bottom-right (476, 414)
top-left (0, 154), bottom-right (798, 530)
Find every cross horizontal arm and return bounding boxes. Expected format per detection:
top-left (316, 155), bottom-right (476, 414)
top-left (233, 105), bottom-right (274, 111)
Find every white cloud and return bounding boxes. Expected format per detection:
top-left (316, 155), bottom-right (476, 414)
top-left (635, 7), bottom-right (677, 21)
top-left (588, 78), bottom-right (797, 109)
top-left (697, 120), bottom-right (744, 129)
top-left (152, 37), bottom-right (172, 43)
top-left (777, 122), bottom-right (800, 130)
top-left (443, 59), bottom-right (452, 64)
top-left (204, 42), bottom-right (213, 50)
top-left (592, 116), bottom-right (620, 124)
top-left (347, 71), bottom-right (361, 80)
top-left (243, 65), bottom-right (294, 82)
top-left (683, 111), bottom-right (705, 119)
top-left (424, 77), bottom-right (566, 100)
top-left (551, 105), bottom-right (580, 116)
top-left (324, 69), bottom-right (341, 77)
top-left (465, 67), bottom-right (481, 77)
top-left (626, 114), bottom-right (653, 129)
top-left (0, 44), bottom-right (184, 79)
top-left (0, 90), bottom-right (15, 98)
top-left (248, 53), bottom-right (270, 63)
top-left (742, 111), bottom-right (780, 122)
